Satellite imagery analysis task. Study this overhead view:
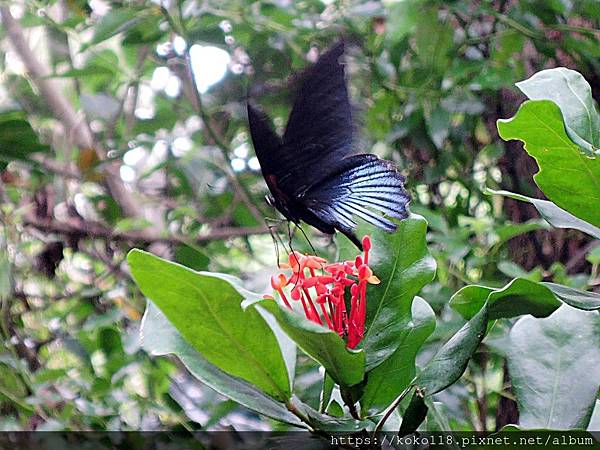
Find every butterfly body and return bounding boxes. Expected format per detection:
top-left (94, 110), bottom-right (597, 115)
top-left (248, 42), bottom-right (410, 250)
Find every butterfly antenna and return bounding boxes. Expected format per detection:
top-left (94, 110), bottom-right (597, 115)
top-left (295, 223), bottom-right (318, 257)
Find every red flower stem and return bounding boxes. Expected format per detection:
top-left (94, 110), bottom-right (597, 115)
top-left (303, 287), bottom-right (323, 325)
top-left (299, 295), bottom-right (310, 319)
top-left (327, 299), bottom-right (336, 330)
top-left (319, 303), bottom-right (334, 330)
top-left (358, 282), bottom-right (367, 338)
top-left (277, 288), bottom-right (292, 309)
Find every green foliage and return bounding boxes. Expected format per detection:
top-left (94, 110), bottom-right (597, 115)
top-left (498, 99), bottom-right (600, 228)
top-left (416, 305), bottom-right (489, 396)
top-left (0, 111), bottom-right (49, 167)
top-left (360, 296), bottom-right (435, 413)
top-left (128, 250), bottom-right (291, 401)
top-left (140, 302), bottom-right (303, 426)
top-left (516, 68), bottom-right (600, 156)
top-left (508, 306), bottom-right (600, 429)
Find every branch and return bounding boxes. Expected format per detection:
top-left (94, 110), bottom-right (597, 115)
top-left (0, 6), bottom-right (143, 220)
top-left (23, 210), bottom-right (269, 245)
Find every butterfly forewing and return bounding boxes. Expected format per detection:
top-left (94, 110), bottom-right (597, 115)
top-left (278, 42), bottom-right (354, 196)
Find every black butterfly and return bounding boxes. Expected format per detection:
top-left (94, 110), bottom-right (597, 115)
top-left (247, 42), bottom-right (410, 250)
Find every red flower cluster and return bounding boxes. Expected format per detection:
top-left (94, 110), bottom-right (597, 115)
top-left (267, 236), bottom-right (379, 349)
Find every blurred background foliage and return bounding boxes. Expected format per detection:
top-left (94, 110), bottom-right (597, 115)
top-left (0, 0), bottom-right (598, 432)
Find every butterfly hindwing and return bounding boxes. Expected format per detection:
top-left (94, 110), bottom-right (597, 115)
top-left (301, 154), bottom-right (410, 247)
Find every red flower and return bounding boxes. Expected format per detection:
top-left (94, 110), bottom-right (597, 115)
top-left (266, 235), bottom-right (378, 349)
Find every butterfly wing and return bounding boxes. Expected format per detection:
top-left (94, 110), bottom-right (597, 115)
top-left (248, 41), bottom-right (411, 250)
top-left (301, 154), bottom-right (410, 249)
top-left (247, 102), bottom-right (283, 185)
top-left (277, 41), bottom-right (354, 197)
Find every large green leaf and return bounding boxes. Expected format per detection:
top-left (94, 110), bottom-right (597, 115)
top-left (414, 10), bottom-right (454, 73)
top-left (361, 297), bottom-right (435, 413)
top-left (451, 278), bottom-right (600, 320)
top-left (338, 215), bottom-right (436, 371)
top-left (497, 100), bottom-right (600, 228)
top-left (140, 302), bottom-right (303, 427)
top-left (516, 68), bottom-right (600, 155)
top-left (486, 189), bottom-right (600, 240)
top-left (256, 301), bottom-right (365, 387)
top-left (128, 250), bottom-right (291, 401)
top-left (508, 306), bottom-right (600, 429)
top-left (416, 305), bottom-right (488, 396)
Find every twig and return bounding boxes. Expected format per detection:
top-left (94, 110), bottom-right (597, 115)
top-left (565, 240), bottom-right (600, 273)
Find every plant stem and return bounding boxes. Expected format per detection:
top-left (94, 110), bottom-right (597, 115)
top-left (372, 383), bottom-right (415, 436)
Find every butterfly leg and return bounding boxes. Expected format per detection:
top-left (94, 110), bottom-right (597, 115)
top-left (264, 217), bottom-right (290, 266)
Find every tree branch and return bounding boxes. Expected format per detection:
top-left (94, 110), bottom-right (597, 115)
top-left (23, 210), bottom-right (269, 245)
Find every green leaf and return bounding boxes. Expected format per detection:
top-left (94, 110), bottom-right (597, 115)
top-left (339, 215), bottom-right (436, 371)
top-left (174, 244), bottom-right (209, 272)
top-left (361, 297), bottom-right (435, 413)
top-left (451, 278), bottom-right (560, 320)
top-left (319, 372), bottom-right (335, 414)
top-left (587, 246), bottom-right (600, 265)
top-left (256, 300), bottom-right (365, 387)
top-left (508, 306), bottom-right (600, 429)
top-left (140, 302), bottom-right (304, 427)
top-left (425, 106), bottom-right (451, 149)
top-left (451, 278), bottom-right (600, 320)
top-left (85, 9), bottom-right (142, 49)
top-left (493, 219), bottom-right (549, 246)
top-left (516, 68), bottom-right (600, 155)
top-left (398, 391), bottom-right (427, 436)
top-left (416, 305), bottom-right (488, 396)
top-left (486, 189), bottom-right (600, 240)
top-left (542, 282), bottom-right (600, 310)
top-left (497, 100), bottom-right (600, 228)
top-left (128, 249), bottom-right (291, 401)
top-left (0, 111), bottom-right (49, 163)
